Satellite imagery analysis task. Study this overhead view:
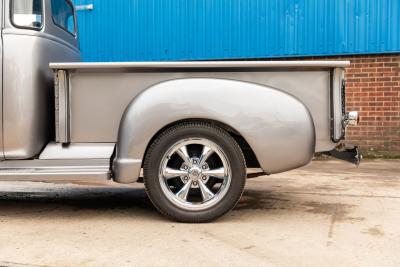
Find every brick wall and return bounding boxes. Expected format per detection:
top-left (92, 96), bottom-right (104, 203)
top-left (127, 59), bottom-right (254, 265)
top-left (296, 54), bottom-right (400, 157)
top-left (343, 54), bottom-right (400, 157)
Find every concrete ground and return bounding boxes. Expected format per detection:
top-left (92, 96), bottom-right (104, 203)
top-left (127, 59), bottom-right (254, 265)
top-left (0, 160), bottom-right (399, 267)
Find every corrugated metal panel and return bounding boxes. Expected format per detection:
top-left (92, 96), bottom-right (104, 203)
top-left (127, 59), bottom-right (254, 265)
top-left (73, 0), bottom-right (400, 62)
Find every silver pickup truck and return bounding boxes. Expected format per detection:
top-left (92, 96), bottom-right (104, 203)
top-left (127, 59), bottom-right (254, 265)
top-left (0, 0), bottom-right (359, 222)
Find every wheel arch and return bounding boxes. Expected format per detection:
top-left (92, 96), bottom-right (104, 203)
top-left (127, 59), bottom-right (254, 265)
top-left (142, 118), bottom-right (261, 169)
top-left (112, 78), bottom-right (316, 183)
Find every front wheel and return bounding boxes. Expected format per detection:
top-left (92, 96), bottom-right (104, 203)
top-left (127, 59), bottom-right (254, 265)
top-left (143, 122), bottom-right (246, 222)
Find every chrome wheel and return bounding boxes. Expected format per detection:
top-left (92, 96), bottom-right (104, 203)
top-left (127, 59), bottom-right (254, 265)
top-left (159, 138), bottom-right (232, 211)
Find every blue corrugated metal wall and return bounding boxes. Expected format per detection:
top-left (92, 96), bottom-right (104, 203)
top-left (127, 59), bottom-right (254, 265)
top-left (73, 0), bottom-right (400, 62)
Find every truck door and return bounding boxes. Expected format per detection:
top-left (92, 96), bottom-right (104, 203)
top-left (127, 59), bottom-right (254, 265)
top-left (2, 0), bottom-right (80, 159)
top-left (0, 0), bottom-right (4, 160)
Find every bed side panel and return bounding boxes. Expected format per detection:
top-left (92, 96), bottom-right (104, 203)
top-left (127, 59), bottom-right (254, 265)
top-left (66, 69), bottom-right (333, 151)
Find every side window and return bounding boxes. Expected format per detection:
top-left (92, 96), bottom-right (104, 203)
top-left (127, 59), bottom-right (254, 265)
top-left (51, 0), bottom-right (76, 35)
top-left (11, 0), bottom-right (43, 29)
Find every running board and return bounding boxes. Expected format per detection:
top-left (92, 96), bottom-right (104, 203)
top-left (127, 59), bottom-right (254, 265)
top-left (0, 159), bottom-right (111, 182)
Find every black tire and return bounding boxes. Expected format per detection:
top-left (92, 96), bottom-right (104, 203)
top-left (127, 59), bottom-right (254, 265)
top-left (143, 122), bottom-right (246, 223)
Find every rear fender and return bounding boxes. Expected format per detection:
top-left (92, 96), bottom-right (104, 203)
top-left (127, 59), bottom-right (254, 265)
top-left (113, 78), bottom-right (315, 183)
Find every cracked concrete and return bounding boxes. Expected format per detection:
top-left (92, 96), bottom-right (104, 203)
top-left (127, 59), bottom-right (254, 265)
top-left (0, 159), bottom-right (399, 267)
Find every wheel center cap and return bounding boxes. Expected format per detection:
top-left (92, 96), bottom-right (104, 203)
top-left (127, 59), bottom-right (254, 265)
top-left (189, 167), bottom-right (201, 180)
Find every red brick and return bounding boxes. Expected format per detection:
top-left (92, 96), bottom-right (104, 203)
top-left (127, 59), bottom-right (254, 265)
top-left (347, 78), bottom-right (360, 83)
top-left (355, 92), bottom-right (369, 97)
top-left (384, 92), bottom-right (399, 97)
top-left (377, 67), bottom-right (392, 72)
top-left (368, 92), bottom-right (383, 97)
top-left (361, 68), bottom-right (377, 72)
top-left (355, 74), bottom-right (370, 78)
top-left (360, 77), bottom-right (376, 82)
top-left (377, 58), bottom-right (392, 63)
top-left (384, 112), bottom-right (399, 116)
top-left (376, 77), bottom-right (391, 82)
top-left (369, 82), bottom-right (384, 87)
top-left (361, 87), bottom-right (376, 92)
top-left (384, 81), bottom-right (399, 87)
top-left (376, 87), bottom-right (392, 92)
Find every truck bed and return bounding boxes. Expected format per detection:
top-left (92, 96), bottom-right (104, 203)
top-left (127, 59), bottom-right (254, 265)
top-left (50, 61), bottom-right (349, 152)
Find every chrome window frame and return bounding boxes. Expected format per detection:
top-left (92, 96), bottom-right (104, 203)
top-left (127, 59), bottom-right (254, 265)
top-left (9, 0), bottom-right (44, 31)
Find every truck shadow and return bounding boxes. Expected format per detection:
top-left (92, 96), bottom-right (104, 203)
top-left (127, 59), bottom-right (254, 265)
top-left (0, 185), bottom-right (297, 221)
top-left (0, 185), bottom-right (156, 217)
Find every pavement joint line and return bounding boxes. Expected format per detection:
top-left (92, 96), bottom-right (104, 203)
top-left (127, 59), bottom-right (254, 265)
top-left (0, 261), bottom-right (54, 267)
top-left (279, 191), bottom-right (400, 199)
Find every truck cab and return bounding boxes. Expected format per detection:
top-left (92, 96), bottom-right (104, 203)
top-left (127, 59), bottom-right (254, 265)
top-left (0, 0), bottom-right (359, 222)
top-left (1, 0), bottom-right (79, 160)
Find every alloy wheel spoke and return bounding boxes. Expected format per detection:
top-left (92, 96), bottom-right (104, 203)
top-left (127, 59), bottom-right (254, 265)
top-left (160, 138), bottom-right (232, 209)
top-left (198, 180), bottom-right (215, 201)
top-left (176, 180), bottom-right (192, 201)
top-left (164, 167), bottom-right (188, 179)
top-left (200, 145), bottom-right (214, 165)
top-left (176, 145), bottom-right (191, 164)
top-left (202, 167), bottom-right (226, 179)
